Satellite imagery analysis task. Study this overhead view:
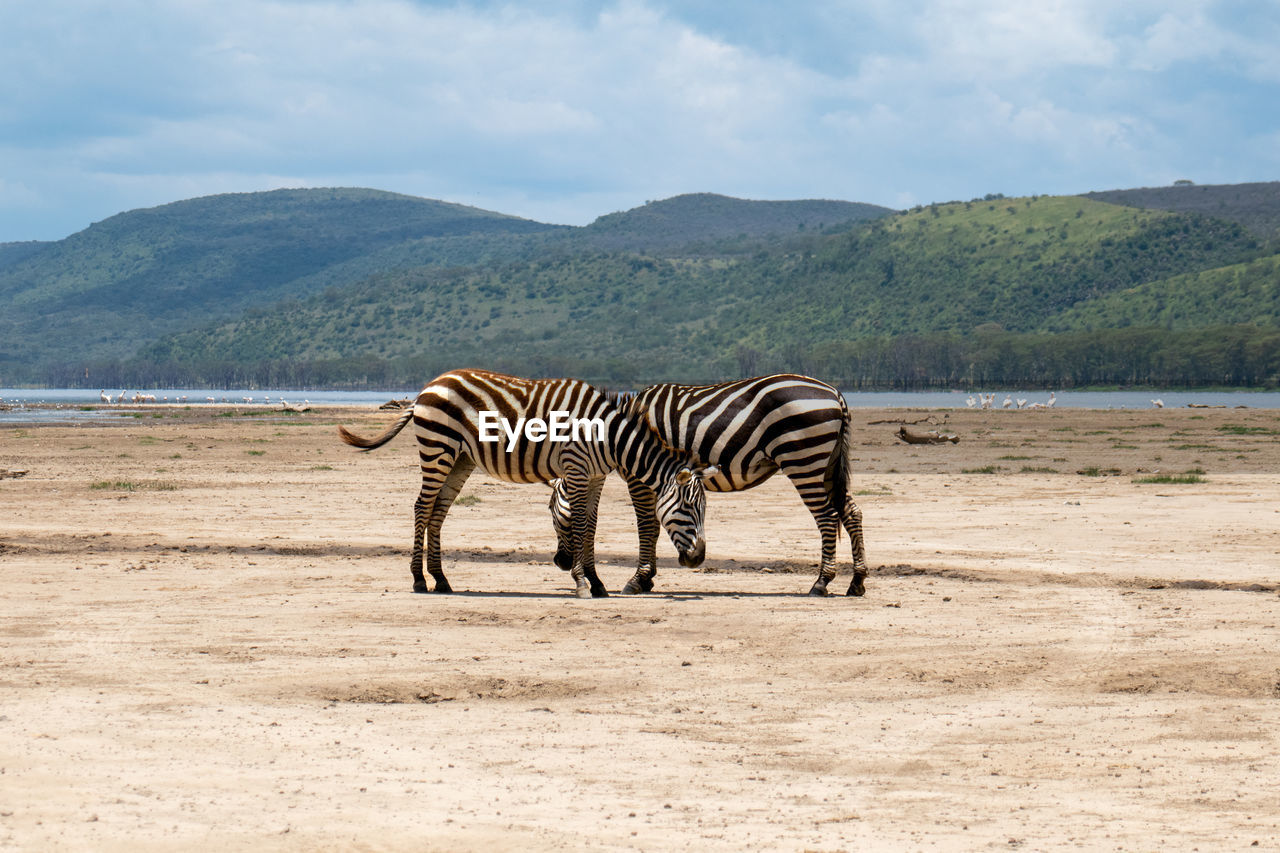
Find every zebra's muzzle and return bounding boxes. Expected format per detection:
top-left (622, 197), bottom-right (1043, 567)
top-left (677, 538), bottom-right (706, 568)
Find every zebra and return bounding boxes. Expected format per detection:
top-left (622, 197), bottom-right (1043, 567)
top-left (548, 374), bottom-right (867, 596)
top-left (337, 369), bottom-right (716, 598)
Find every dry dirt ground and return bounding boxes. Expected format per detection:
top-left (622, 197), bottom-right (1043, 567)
top-left (2, 403), bottom-right (1279, 851)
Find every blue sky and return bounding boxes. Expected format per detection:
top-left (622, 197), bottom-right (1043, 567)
top-left (2, 0), bottom-right (1278, 241)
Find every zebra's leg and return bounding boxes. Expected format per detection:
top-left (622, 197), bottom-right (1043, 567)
top-left (807, 506), bottom-right (843, 596)
top-left (787, 473), bottom-right (843, 596)
top-left (422, 456), bottom-right (476, 594)
top-left (562, 470), bottom-right (606, 598)
top-left (580, 477), bottom-right (609, 597)
top-left (621, 478), bottom-right (659, 594)
top-left (409, 452), bottom-right (457, 593)
top-left (411, 489), bottom-right (433, 593)
top-left (548, 479), bottom-right (573, 571)
top-left (843, 497), bottom-right (868, 597)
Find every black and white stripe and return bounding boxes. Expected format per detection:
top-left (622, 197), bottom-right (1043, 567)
top-left (339, 369), bottom-right (714, 598)
top-left (551, 374), bottom-right (867, 596)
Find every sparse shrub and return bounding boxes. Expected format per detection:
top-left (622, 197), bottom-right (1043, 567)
top-left (1133, 472), bottom-right (1205, 484)
top-left (90, 480), bottom-right (179, 491)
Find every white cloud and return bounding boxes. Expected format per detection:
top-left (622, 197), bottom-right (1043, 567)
top-left (1130, 6), bottom-right (1280, 80)
top-left (915, 0), bottom-right (1118, 77)
top-left (0, 0), bottom-right (1277, 240)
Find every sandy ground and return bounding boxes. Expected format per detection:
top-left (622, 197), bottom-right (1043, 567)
top-left (2, 402), bottom-right (1279, 851)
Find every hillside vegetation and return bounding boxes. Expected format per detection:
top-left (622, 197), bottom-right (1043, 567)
top-left (0, 188), bottom-right (560, 365)
top-left (576, 193), bottom-right (890, 251)
top-left (133, 195), bottom-right (1278, 389)
top-left (0, 189), bottom-right (890, 372)
top-left (5, 183), bottom-right (1279, 389)
top-left (1082, 181), bottom-right (1280, 240)
top-left (1051, 253), bottom-right (1280, 331)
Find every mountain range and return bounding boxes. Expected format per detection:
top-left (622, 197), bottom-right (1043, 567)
top-left (2, 182), bottom-right (1278, 388)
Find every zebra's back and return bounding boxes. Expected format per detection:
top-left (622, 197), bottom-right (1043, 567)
top-left (414, 369), bottom-right (614, 484)
top-left (637, 374), bottom-right (845, 492)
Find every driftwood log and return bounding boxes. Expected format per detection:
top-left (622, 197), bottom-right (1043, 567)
top-left (0, 469), bottom-right (30, 480)
top-left (379, 398), bottom-right (412, 410)
top-left (868, 415), bottom-right (941, 426)
top-left (896, 426), bottom-right (960, 445)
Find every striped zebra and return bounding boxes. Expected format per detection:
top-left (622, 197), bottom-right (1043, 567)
top-left (338, 369), bottom-right (716, 598)
top-left (550, 374), bottom-right (867, 596)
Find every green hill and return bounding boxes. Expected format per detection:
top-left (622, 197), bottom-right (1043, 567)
top-left (0, 241), bottom-right (49, 269)
top-left (0, 188), bottom-right (894, 375)
top-left (577, 193), bottom-right (892, 251)
top-left (0, 188), bottom-right (558, 366)
top-left (1050, 253), bottom-right (1280, 331)
top-left (133, 194), bottom-right (1275, 388)
top-left (1082, 181), bottom-right (1280, 240)
top-left (7, 183), bottom-right (1280, 389)
top-left (724, 195), bottom-right (1263, 342)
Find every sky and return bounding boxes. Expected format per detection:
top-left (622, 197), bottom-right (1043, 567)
top-left (2, 0), bottom-right (1279, 242)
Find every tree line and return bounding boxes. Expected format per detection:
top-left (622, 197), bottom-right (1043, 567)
top-left (23, 324), bottom-right (1280, 391)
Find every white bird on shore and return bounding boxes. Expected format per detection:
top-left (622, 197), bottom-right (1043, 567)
top-left (1046, 392), bottom-right (1057, 408)
top-left (966, 395), bottom-right (977, 408)
top-left (1002, 396), bottom-right (1013, 408)
top-left (1151, 399), bottom-right (1164, 408)
top-left (99, 390), bottom-right (110, 403)
top-left (1016, 398), bottom-right (1028, 409)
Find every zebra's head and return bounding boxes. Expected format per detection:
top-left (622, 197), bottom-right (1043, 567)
top-left (655, 464), bottom-right (718, 567)
top-left (547, 464), bottom-right (718, 569)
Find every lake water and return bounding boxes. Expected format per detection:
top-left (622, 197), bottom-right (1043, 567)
top-left (0, 388), bottom-right (403, 424)
top-left (3, 386), bottom-right (1278, 424)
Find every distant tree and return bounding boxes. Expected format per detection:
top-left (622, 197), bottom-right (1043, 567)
top-left (735, 345), bottom-right (761, 378)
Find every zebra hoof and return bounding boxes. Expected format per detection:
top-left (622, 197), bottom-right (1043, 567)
top-left (847, 574), bottom-right (867, 597)
top-left (574, 585), bottom-right (594, 599)
top-left (622, 575), bottom-right (654, 594)
top-left (808, 582), bottom-right (830, 596)
top-left (412, 579), bottom-right (429, 593)
top-left (591, 586), bottom-right (610, 598)
top-left (432, 578), bottom-right (453, 594)
top-left (553, 548), bottom-right (572, 571)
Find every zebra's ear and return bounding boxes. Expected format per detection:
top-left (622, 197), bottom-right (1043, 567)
top-left (676, 467), bottom-right (694, 485)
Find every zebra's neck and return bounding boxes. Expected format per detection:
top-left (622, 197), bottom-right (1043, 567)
top-left (606, 410), bottom-right (688, 488)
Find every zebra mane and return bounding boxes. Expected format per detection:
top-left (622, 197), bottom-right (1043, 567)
top-left (606, 387), bottom-right (697, 464)
top-left (631, 399), bottom-right (698, 462)
top-left (603, 388), bottom-right (637, 408)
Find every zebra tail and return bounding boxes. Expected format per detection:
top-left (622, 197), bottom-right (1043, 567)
top-left (337, 406), bottom-right (415, 451)
top-left (824, 396), bottom-right (851, 536)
